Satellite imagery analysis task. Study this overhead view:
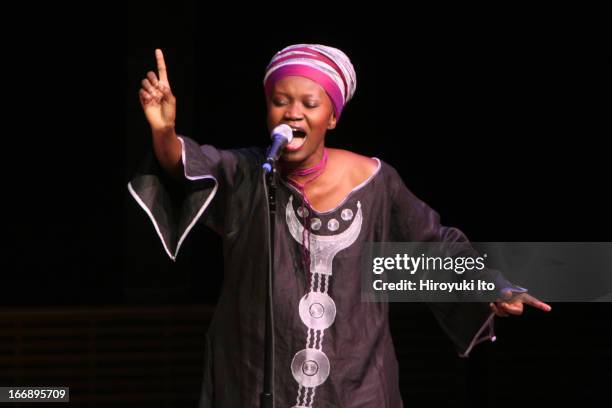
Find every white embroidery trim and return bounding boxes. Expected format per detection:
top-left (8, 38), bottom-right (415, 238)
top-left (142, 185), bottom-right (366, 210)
top-left (127, 136), bottom-right (218, 261)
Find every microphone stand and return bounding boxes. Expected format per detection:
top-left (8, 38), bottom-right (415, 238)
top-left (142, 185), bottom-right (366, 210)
top-left (260, 160), bottom-right (276, 408)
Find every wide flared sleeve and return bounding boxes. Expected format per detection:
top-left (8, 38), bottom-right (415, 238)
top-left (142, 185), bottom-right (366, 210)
top-left (387, 166), bottom-right (527, 358)
top-left (127, 135), bottom-right (262, 261)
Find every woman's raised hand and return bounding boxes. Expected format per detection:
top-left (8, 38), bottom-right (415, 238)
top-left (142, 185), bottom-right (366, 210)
top-left (139, 49), bottom-right (176, 133)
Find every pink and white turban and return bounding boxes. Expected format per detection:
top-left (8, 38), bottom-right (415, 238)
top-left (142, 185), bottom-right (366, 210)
top-left (263, 44), bottom-right (357, 120)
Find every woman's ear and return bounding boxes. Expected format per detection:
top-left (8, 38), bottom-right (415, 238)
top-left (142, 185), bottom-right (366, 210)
top-left (327, 113), bottom-right (337, 130)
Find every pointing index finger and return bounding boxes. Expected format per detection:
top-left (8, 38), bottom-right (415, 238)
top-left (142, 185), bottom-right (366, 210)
top-left (155, 49), bottom-right (169, 83)
top-left (523, 293), bottom-right (552, 312)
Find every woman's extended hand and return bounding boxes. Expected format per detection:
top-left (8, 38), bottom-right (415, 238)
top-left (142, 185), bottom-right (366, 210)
top-left (490, 290), bottom-right (552, 317)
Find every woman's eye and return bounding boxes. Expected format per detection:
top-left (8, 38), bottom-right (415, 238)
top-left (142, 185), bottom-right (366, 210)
top-left (305, 101), bottom-right (319, 108)
top-left (273, 100), bottom-right (288, 106)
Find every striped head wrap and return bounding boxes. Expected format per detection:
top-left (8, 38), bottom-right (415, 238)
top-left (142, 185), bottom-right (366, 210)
top-left (263, 44), bottom-right (357, 120)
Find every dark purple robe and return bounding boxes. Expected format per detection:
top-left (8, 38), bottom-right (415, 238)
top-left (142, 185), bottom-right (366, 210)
top-left (128, 136), bottom-right (526, 407)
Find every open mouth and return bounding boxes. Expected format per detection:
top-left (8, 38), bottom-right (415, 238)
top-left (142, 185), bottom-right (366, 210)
top-left (285, 127), bottom-right (307, 151)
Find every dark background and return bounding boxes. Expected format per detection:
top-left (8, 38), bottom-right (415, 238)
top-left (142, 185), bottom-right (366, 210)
top-left (2, 2), bottom-right (609, 407)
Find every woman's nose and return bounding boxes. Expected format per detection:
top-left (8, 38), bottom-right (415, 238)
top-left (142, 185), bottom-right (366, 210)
top-left (283, 103), bottom-right (303, 120)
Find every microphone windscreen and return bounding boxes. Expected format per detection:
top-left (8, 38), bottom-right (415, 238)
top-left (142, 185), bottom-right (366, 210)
top-left (271, 124), bottom-right (293, 143)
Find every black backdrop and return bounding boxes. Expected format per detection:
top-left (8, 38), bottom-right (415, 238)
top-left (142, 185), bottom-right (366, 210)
top-left (3, 2), bottom-right (610, 407)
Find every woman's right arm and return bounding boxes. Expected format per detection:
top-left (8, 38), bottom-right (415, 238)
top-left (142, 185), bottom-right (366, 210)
top-left (138, 49), bottom-right (182, 179)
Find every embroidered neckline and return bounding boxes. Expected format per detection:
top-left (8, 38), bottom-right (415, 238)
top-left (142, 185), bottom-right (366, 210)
top-left (280, 157), bottom-right (382, 215)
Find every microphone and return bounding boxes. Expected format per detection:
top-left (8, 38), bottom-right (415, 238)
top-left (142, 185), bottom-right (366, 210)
top-left (262, 124), bottom-right (293, 173)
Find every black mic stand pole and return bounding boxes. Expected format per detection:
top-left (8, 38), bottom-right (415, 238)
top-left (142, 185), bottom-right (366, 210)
top-left (260, 159), bottom-right (277, 408)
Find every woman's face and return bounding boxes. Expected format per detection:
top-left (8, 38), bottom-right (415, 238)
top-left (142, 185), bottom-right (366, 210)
top-left (266, 76), bottom-right (337, 168)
